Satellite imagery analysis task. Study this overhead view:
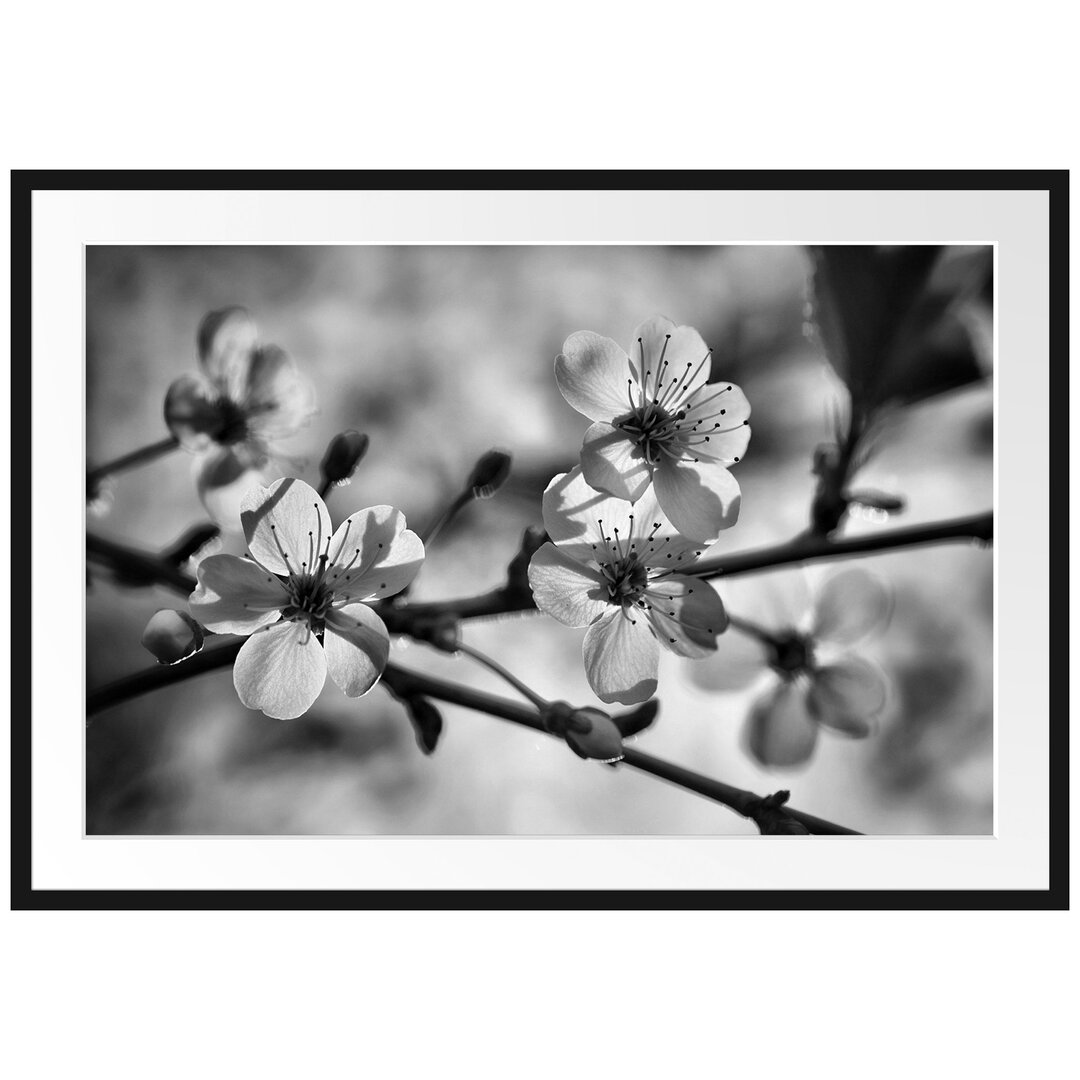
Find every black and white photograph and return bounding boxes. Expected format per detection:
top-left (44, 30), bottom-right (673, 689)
top-left (84, 242), bottom-right (996, 837)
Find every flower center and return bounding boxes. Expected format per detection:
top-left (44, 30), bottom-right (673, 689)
top-left (769, 631), bottom-right (816, 678)
top-left (613, 334), bottom-right (746, 466)
top-left (212, 396), bottom-right (250, 445)
top-left (281, 572), bottom-right (335, 633)
top-left (601, 558), bottom-right (648, 605)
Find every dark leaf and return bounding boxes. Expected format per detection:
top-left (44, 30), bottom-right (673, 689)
top-left (404, 696), bottom-right (443, 755)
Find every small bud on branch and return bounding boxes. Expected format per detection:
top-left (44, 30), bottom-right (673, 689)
top-left (319, 430), bottom-right (370, 488)
top-left (466, 449), bottom-right (512, 499)
top-left (140, 610), bottom-right (204, 665)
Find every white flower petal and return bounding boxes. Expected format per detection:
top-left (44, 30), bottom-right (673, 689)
top-left (631, 315), bottom-right (712, 406)
top-left (653, 458), bottom-right (741, 542)
top-left (744, 679), bottom-right (819, 768)
top-left (241, 477), bottom-right (333, 577)
top-left (682, 379), bottom-right (751, 432)
top-left (233, 619), bottom-right (327, 719)
top-left (323, 604), bottom-right (390, 697)
top-left (806, 657), bottom-right (887, 736)
top-left (542, 467), bottom-right (701, 568)
top-left (324, 505), bottom-right (424, 602)
top-left (555, 331), bottom-right (634, 422)
top-left (242, 345), bottom-right (317, 441)
top-left (580, 421), bottom-right (652, 501)
top-left (188, 553), bottom-right (285, 634)
top-left (527, 543), bottom-right (610, 627)
top-left (583, 608), bottom-right (659, 705)
top-left (198, 307), bottom-right (258, 392)
top-left (812, 569), bottom-right (892, 645)
top-left (642, 574), bottom-right (728, 658)
top-left (164, 374), bottom-right (221, 451)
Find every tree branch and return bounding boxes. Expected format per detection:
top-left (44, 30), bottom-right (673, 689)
top-left (86, 642), bottom-right (859, 835)
top-left (687, 510), bottom-right (993, 579)
top-left (86, 510), bottom-right (992, 632)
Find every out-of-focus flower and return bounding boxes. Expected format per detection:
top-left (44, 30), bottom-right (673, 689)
top-left (189, 477), bottom-right (424, 719)
top-left (692, 568), bottom-right (891, 768)
top-left (164, 308), bottom-right (316, 512)
top-left (555, 315), bottom-right (750, 542)
top-left (528, 467), bottom-right (728, 705)
top-left (141, 609), bottom-right (204, 665)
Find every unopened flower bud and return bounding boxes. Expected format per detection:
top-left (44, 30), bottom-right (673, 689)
top-left (543, 702), bottom-right (624, 762)
top-left (565, 709), bottom-right (625, 763)
top-left (141, 609), bottom-right (204, 665)
top-left (320, 430), bottom-right (370, 485)
top-left (404, 695), bottom-right (443, 755)
top-left (847, 489), bottom-right (906, 514)
top-left (467, 449), bottom-right (512, 499)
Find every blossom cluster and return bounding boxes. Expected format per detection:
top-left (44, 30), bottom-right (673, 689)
top-left (529, 315), bottom-right (751, 704)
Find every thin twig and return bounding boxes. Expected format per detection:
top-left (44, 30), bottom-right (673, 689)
top-left (688, 511), bottom-right (993, 579)
top-left (87, 435), bottom-right (180, 486)
top-left (85, 642), bottom-right (858, 834)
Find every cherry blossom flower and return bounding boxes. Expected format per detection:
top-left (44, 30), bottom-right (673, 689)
top-left (189, 477), bottom-right (423, 719)
top-left (528, 467), bottom-right (729, 705)
top-left (164, 308), bottom-right (316, 509)
top-left (692, 568), bottom-right (891, 768)
top-left (555, 315), bottom-right (751, 542)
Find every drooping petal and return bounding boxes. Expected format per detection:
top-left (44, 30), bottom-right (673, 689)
top-left (323, 505), bottom-right (424, 602)
top-left (240, 477), bottom-right (333, 577)
top-left (555, 331), bottom-right (634, 422)
top-left (631, 315), bottom-right (712, 407)
top-left (527, 543), bottom-right (610, 627)
top-left (241, 345), bottom-right (317, 442)
top-left (580, 421), bottom-right (652, 502)
top-left (164, 374), bottom-right (222, 451)
top-left (812, 568), bottom-right (892, 646)
top-left (653, 457), bottom-right (741, 542)
top-left (806, 656), bottom-right (887, 736)
top-left (744, 679), bottom-right (819, 768)
top-left (582, 608), bottom-right (660, 705)
top-left (198, 307), bottom-right (258, 394)
top-left (188, 553), bottom-right (285, 634)
top-left (641, 574), bottom-right (729, 658)
top-left (542, 467), bottom-right (701, 568)
top-left (689, 623), bottom-right (771, 692)
top-left (233, 619), bottom-right (327, 720)
top-left (323, 603), bottom-right (390, 697)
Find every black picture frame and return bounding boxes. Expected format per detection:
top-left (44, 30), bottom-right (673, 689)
top-left (10, 169), bottom-right (1069, 911)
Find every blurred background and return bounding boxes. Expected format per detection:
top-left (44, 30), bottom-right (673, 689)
top-left (85, 244), bottom-right (993, 835)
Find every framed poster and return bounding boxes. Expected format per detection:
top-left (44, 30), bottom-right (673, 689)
top-left (9, 170), bottom-right (1067, 908)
